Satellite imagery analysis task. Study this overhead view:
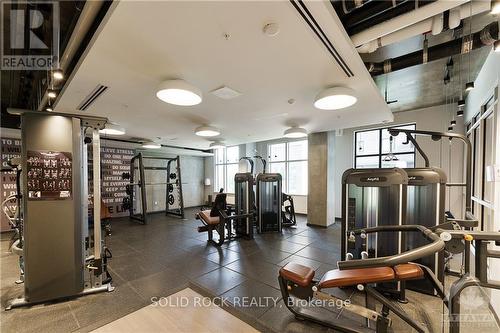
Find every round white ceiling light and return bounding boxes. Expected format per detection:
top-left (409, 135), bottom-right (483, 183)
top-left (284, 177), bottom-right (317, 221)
top-left (53, 69), bottom-right (64, 80)
top-left (99, 122), bottom-right (126, 136)
top-left (142, 141), bottom-right (161, 149)
top-left (283, 127), bottom-right (307, 138)
top-left (209, 141), bottom-right (225, 149)
top-left (195, 126), bottom-right (220, 137)
top-left (314, 87), bottom-right (357, 110)
top-left (156, 79), bottom-right (202, 106)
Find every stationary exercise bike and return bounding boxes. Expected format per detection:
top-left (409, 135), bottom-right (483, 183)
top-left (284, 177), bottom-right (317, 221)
top-left (281, 192), bottom-right (297, 227)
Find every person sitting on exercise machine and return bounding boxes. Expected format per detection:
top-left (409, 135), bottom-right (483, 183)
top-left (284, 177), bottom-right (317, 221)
top-left (197, 190), bottom-right (253, 246)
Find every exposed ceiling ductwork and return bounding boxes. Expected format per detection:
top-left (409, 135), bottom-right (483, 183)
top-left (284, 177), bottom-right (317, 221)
top-left (347, 0), bottom-right (471, 47)
top-left (356, 0), bottom-right (490, 53)
top-left (365, 21), bottom-right (499, 76)
top-left (336, 0), bottom-right (438, 36)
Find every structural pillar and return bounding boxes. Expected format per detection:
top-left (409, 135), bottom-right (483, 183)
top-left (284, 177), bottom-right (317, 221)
top-left (307, 132), bottom-right (335, 227)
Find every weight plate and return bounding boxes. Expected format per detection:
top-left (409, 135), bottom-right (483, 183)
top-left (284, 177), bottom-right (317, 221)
top-left (169, 173), bottom-right (177, 180)
top-left (168, 194), bottom-right (175, 205)
top-left (168, 184), bottom-right (174, 193)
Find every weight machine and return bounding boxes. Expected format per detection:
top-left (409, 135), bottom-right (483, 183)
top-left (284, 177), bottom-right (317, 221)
top-left (123, 153), bottom-right (184, 224)
top-left (342, 167), bottom-right (408, 299)
top-left (5, 108), bottom-right (114, 310)
top-left (404, 167), bottom-right (447, 295)
top-left (239, 156), bottom-right (283, 233)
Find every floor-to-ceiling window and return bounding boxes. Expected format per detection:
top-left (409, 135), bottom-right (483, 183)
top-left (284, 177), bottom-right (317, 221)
top-left (267, 140), bottom-right (308, 195)
top-left (466, 94), bottom-right (497, 231)
top-left (214, 146), bottom-right (239, 193)
top-left (354, 124), bottom-right (416, 168)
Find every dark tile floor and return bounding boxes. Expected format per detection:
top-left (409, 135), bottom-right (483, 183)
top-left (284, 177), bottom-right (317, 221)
top-left (0, 209), bottom-right (446, 333)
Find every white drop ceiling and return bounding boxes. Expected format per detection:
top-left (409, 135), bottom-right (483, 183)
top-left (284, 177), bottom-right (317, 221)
top-left (56, 0), bottom-right (392, 149)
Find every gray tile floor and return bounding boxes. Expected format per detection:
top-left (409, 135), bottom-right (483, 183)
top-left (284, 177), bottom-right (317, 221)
top-left (0, 209), bottom-right (449, 333)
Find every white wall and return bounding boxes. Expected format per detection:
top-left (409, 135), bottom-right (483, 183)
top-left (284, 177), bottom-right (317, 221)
top-left (145, 155), bottom-right (204, 210)
top-left (332, 104), bottom-right (465, 219)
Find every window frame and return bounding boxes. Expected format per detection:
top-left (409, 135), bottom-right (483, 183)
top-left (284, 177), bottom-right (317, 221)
top-left (466, 90), bottom-right (498, 231)
top-left (267, 140), bottom-right (308, 196)
top-left (214, 146), bottom-right (240, 194)
top-left (354, 123), bottom-right (416, 169)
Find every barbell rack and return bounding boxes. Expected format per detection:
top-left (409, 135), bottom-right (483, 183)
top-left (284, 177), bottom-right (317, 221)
top-left (125, 153), bottom-right (184, 224)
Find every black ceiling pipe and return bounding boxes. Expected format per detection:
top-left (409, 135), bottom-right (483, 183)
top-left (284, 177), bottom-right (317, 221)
top-left (346, 0), bottom-right (437, 36)
top-left (340, 0), bottom-right (410, 28)
top-left (366, 22), bottom-right (499, 76)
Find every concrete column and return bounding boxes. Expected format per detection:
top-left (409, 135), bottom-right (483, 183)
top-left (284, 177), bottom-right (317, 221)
top-left (307, 132), bottom-right (335, 227)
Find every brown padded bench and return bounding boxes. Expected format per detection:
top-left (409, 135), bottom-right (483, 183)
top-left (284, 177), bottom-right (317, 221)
top-left (280, 262), bottom-right (423, 289)
top-left (198, 210), bottom-right (220, 225)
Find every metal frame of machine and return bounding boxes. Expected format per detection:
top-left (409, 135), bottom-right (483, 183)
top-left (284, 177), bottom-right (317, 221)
top-left (234, 172), bottom-right (255, 238)
top-left (341, 167), bottom-right (408, 299)
top-left (256, 172), bottom-right (283, 233)
top-left (404, 167), bottom-right (447, 295)
top-left (5, 109), bottom-right (114, 310)
top-left (126, 153), bottom-right (184, 224)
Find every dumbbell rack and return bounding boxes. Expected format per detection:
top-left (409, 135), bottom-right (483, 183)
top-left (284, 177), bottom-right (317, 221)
top-left (124, 153), bottom-right (185, 224)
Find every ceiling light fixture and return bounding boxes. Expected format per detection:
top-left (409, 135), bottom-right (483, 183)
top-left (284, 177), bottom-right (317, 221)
top-left (156, 79), bottom-right (202, 106)
top-left (209, 141), bottom-right (225, 149)
top-left (314, 87), bottom-right (357, 110)
top-left (457, 109), bottom-right (464, 117)
top-left (458, 99), bottom-right (465, 107)
top-left (465, 81), bottom-right (474, 92)
top-left (494, 40), bottom-right (500, 52)
top-left (283, 127), bottom-right (308, 138)
top-left (465, 3), bottom-right (474, 93)
top-left (448, 126), bottom-right (454, 131)
top-left (47, 89), bottom-right (57, 98)
top-left (142, 141), bottom-right (161, 149)
top-left (45, 107), bottom-right (53, 112)
top-left (450, 120), bottom-right (456, 126)
top-left (53, 69), bottom-right (64, 80)
top-left (491, 0), bottom-right (500, 14)
top-left (195, 125), bottom-right (220, 137)
top-left (99, 122), bottom-right (126, 136)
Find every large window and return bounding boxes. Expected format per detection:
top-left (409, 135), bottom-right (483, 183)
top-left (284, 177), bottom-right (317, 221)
top-left (268, 140), bottom-right (308, 195)
top-left (466, 93), bottom-right (497, 231)
top-left (214, 146), bottom-right (239, 193)
top-left (354, 124), bottom-right (416, 168)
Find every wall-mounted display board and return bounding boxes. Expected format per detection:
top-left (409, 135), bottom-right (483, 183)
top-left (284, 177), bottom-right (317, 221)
top-left (89, 145), bottom-right (134, 218)
top-left (26, 150), bottom-right (72, 200)
top-left (0, 137), bottom-right (21, 231)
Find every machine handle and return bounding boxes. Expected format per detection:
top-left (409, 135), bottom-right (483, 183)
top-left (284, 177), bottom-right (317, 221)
top-left (338, 225), bottom-right (445, 270)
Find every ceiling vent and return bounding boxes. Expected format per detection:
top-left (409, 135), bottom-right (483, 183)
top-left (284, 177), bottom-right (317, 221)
top-left (290, 0), bottom-right (354, 78)
top-left (210, 86), bottom-right (242, 99)
top-left (77, 84), bottom-right (108, 111)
